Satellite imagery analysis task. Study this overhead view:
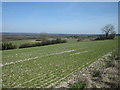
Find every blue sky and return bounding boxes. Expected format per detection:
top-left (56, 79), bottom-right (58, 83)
top-left (2, 2), bottom-right (118, 34)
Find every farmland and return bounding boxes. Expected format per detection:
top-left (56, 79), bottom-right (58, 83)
top-left (2, 38), bottom-right (118, 88)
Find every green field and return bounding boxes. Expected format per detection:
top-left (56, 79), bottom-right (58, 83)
top-left (2, 39), bottom-right (118, 88)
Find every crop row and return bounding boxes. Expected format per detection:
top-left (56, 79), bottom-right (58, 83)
top-left (4, 57), bottom-right (82, 87)
top-left (3, 52), bottom-right (92, 88)
top-left (20, 60), bottom-right (92, 88)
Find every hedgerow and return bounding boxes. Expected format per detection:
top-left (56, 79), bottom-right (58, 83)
top-left (19, 39), bottom-right (67, 48)
top-left (2, 42), bottom-right (17, 50)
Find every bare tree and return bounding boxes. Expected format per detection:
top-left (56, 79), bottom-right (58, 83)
top-left (102, 24), bottom-right (115, 38)
top-left (39, 32), bottom-right (48, 41)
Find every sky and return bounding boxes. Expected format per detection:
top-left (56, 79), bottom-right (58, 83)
top-left (2, 2), bottom-right (118, 34)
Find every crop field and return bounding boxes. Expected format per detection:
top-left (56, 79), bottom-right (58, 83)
top-left (2, 39), bottom-right (118, 88)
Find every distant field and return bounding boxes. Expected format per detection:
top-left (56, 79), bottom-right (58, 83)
top-left (2, 39), bottom-right (118, 88)
top-left (3, 40), bottom-right (40, 48)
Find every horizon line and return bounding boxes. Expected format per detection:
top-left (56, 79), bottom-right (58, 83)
top-left (1, 32), bottom-right (120, 35)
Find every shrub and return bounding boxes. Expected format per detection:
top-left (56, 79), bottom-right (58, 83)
top-left (41, 40), bottom-right (51, 45)
top-left (50, 40), bottom-right (56, 44)
top-left (19, 43), bottom-right (31, 48)
top-left (94, 35), bottom-right (105, 40)
top-left (70, 82), bottom-right (86, 89)
top-left (95, 34), bottom-right (115, 41)
top-left (35, 39), bottom-right (41, 41)
top-left (2, 42), bottom-right (17, 50)
top-left (50, 39), bottom-right (67, 44)
top-left (77, 39), bottom-right (82, 42)
top-left (34, 42), bottom-right (42, 46)
top-left (107, 34), bottom-right (115, 39)
top-left (105, 61), bottom-right (114, 67)
top-left (112, 50), bottom-right (120, 60)
top-left (108, 49), bottom-right (120, 60)
top-left (92, 71), bottom-right (101, 77)
top-left (62, 40), bottom-right (67, 43)
top-left (55, 38), bottom-right (62, 43)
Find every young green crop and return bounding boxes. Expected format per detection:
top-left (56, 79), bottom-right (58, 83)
top-left (2, 38), bottom-right (118, 88)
